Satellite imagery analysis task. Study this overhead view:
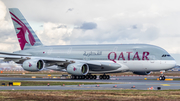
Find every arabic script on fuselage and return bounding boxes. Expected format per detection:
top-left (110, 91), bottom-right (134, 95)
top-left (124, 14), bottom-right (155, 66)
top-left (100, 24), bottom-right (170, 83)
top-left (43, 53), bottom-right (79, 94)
top-left (83, 51), bottom-right (102, 57)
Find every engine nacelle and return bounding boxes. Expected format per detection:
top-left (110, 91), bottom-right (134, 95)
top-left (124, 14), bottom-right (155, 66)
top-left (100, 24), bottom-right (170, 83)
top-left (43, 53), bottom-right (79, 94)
top-left (133, 71), bottom-right (151, 75)
top-left (22, 59), bottom-right (45, 72)
top-left (67, 63), bottom-right (89, 75)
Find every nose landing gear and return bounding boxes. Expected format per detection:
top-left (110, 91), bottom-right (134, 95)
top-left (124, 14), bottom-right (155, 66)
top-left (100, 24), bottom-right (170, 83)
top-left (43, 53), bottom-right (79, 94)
top-left (159, 75), bottom-right (166, 81)
top-left (159, 70), bottom-right (166, 81)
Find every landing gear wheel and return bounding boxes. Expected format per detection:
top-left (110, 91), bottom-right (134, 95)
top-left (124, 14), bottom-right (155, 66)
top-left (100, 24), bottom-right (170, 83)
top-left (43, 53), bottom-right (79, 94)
top-left (86, 75), bottom-right (90, 79)
top-left (90, 75), bottom-right (94, 79)
top-left (103, 75), bottom-right (107, 79)
top-left (162, 76), bottom-right (166, 80)
top-left (70, 75), bottom-right (73, 79)
top-left (82, 75), bottom-right (85, 79)
top-left (107, 75), bottom-right (110, 79)
top-left (71, 75), bottom-right (75, 79)
top-left (159, 75), bottom-right (166, 81)
top-left (99, 75), bottom-right (103, 79)
top-left (94, 75), bottom-right (97, 79)
top-left (73, 75), bottom-right (77, 79)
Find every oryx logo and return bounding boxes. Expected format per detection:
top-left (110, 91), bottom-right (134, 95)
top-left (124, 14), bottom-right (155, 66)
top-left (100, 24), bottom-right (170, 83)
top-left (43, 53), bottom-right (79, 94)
top-left (73, 66), bottom-right (77, 71)
top-left (28, 62), bottom-right (32, 67)
top-left (10, 12), bottom-right (36, 50)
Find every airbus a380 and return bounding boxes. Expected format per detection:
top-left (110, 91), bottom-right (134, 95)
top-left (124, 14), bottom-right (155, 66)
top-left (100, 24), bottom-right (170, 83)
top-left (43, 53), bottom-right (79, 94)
top-left (0, 8), bottom-right (176, 80)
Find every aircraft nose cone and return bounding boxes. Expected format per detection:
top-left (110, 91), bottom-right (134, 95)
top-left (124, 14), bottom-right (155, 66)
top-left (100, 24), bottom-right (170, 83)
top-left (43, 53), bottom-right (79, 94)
top-left (170, 60), bottom-right (177, 69)
top-left (173, 60), bottom-right (177, 67)
top-left (162, 60), bottom-right (177, 70)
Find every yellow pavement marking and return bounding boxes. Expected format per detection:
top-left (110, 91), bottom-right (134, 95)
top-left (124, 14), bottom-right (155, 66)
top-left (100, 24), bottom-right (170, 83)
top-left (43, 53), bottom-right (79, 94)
top-left (157, 78), bottom-right (173, 81)
top-left (31, 76), bottom-right (36, 78)
top-left (161, 84), bottom-right (170, 86)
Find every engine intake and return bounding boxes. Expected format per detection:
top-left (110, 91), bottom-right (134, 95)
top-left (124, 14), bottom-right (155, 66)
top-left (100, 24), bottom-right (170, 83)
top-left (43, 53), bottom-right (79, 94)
top-left (22, 59), bottom-right (44, 72)
top-left (67, 63), bottom-right (89, 75)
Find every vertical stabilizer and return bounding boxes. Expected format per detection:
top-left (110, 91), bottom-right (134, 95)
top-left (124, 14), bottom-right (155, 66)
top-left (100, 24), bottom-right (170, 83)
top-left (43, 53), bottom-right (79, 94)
top-left (9, 8), bottom-right (43, 50)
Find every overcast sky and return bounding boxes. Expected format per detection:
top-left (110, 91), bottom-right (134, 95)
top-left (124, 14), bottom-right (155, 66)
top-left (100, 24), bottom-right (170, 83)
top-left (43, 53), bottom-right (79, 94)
top-left (1, 0), bottom-right (180, 64)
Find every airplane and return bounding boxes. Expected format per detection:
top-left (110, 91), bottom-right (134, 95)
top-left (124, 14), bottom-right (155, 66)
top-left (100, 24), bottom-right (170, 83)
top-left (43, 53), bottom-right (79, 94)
top-left (0, 8), bottom-right (176, 80)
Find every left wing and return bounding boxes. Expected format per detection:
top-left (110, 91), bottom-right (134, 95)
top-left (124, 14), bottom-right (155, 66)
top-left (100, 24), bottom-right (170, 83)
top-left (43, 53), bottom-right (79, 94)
top-left (0, 52), bottom-right (123, 74)
top-left (0, 52), bottom-right (70, 66)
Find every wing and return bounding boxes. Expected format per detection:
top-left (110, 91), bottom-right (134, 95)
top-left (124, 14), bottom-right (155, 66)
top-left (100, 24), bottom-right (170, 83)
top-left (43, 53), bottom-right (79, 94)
top-left (0, 53), bottom-right (68, 65)
top-left (0, 52), bottom-right (96, 64)
top-left (0, 52), bottom-right (123, 73)
top-left (0, 53), bottom-right (72, 72)
top-left (0, 52), bottom-right (88, 69)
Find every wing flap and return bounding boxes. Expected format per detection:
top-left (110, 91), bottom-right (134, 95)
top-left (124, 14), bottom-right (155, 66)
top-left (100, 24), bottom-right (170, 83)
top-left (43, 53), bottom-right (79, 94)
top-left (0, 54), bottom-right (68, 64)
top-left (0, 52), bottom-right (31, 56)
top-left (0, 55), bottom-right (22, 59)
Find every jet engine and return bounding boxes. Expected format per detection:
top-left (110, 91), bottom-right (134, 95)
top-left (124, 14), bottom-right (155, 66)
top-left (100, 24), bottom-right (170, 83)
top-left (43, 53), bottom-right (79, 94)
top-left (67, 63), bottom-right (89, 75)
top-left (22, 59), bottom-right (45, 72)
top-left (133, 71), bottom-right (151, 75)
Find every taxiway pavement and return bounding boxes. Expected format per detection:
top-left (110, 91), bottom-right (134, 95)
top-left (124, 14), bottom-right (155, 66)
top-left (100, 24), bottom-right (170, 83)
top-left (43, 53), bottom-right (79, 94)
top-left (0, 76), bottom-right (180, 90)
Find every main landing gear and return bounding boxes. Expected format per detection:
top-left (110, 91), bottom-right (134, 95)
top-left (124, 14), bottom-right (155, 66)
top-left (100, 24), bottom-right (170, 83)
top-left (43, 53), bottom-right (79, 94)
top-left (99, 74), bottom-right (110, 80)
top-left (70, 74), bottom-right (110, 80)
top-left (70, 74), bottom-right (97, 79)
top-left (159, 70), bottom-right (166, 81)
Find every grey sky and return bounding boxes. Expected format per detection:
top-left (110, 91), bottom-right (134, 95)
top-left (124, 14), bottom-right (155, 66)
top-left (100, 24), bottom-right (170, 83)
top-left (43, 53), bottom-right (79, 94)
top-left (0, 0), bottom-right (180, 64)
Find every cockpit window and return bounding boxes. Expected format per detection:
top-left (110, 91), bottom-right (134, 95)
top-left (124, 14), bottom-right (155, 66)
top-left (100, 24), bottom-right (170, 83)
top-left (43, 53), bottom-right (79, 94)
top-left (162, 54), bottom-right (171, 57)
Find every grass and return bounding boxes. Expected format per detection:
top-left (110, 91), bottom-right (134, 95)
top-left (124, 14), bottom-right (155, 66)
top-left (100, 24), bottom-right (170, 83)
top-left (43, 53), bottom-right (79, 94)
top-left (0, 90), bottom-right (180, 101)
top-left (172, 78), bottom-right (180, 80)
top-left (0, 81), bottom-right (110, 86)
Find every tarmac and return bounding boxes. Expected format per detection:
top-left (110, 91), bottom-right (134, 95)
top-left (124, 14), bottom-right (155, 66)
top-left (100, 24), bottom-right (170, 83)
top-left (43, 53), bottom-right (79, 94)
top-left (0, 76), bottom-right (180, 90)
